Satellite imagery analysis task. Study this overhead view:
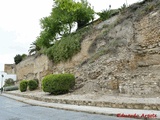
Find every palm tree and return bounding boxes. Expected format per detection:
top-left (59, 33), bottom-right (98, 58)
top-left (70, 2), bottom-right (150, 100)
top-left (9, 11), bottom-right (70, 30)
top-left (28, 41), bottom-right (41, 55)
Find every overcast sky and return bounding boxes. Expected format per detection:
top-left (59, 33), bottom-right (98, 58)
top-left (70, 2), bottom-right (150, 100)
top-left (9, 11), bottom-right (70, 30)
top-left (0, 0), bottom-right (141, 71)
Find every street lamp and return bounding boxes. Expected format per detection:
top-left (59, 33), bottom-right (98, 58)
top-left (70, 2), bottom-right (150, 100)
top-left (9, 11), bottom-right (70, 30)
top-left (1, 74), bottom-right (4, 94)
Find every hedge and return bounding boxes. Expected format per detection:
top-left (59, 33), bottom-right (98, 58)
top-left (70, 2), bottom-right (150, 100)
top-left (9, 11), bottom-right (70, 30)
top-left (20, 80), bottom-right (28, 92)
top-left (42, 74), bottom-right (75, 95)
top-left (28, 80), bottom-right (38, 91)
top-left (4, 85), bottom-right (18, 91)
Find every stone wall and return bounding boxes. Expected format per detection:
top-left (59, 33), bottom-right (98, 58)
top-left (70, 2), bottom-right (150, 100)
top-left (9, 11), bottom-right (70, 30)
top-left (119, 11), bottom-right (160, 96)
top-left (52, 30), bottom-right (98, 74)
top-left (14, 29), bottom-right (96, 82)
top-left (15, 54), bottom-right (53, 84)
top-left (4, 64), bottom-right (16, 74)
top-left (67, 10), bottom-right (160, 96)
top-left (11, 6), bottom-right (160, 96)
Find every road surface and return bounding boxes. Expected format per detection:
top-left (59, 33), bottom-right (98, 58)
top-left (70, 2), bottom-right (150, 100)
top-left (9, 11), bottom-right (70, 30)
top-left (0, 96), bottom-right (137, 120)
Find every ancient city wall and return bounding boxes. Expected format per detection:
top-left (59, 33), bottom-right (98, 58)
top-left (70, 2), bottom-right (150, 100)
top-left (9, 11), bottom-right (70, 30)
top-left (119, 11), bottom-right (160, 96)
top-left (15, 55), bottom-right (53, 82)
top-left (4, 64), bottom-right (16, 74)
top-left (10, 9), bottom-right (160, 96)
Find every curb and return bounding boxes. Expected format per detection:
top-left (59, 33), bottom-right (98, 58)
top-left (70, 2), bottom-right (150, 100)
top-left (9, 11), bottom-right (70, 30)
top-left (5, 92), bottom-right (160, 111)
top-left (2, 93), bottom-right (160, 120)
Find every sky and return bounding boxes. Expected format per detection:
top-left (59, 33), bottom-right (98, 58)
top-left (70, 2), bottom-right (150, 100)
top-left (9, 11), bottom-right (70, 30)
top-left (0, 0), bottom-right (141, 71)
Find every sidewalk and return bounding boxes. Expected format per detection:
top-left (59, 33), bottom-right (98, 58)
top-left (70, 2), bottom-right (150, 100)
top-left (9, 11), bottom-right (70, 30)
top-left (2, 90), bottom-right (160, 119)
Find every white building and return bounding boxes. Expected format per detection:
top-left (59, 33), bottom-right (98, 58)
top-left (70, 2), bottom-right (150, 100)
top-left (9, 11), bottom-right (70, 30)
top-left (0, 71), bottom-right (16, 88)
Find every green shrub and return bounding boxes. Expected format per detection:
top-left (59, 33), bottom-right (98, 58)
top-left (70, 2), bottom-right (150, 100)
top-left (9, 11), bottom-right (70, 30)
top-left (4, 78), bottom-right (15, 87)
top-left (20, 80), bottom-right (28, 92)
top-left (42, 74), bottom-right (75, 95)
top-left (28, 80), bottom-right (38, 91)
top-left (14, 54), bottom-right (27, 64)
top-left (97, 9), bottom-right (111, 21)
top-left (97, 9), bottom-right (119, 21)
top-left (45, 26), bottom-right (92, 64)
top-left (118, 4), bottom-right (127, 13)
top-left (4, 85), bottom-right (18, 91)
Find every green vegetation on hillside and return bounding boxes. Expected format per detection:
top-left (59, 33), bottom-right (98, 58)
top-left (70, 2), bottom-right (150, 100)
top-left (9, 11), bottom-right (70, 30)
top-left (97, 9), bottom-right (119, 21)
top-left (36, 0), bottom-right (94, 49)
top-left (45, 26), bottom-right (91, 63)
top-left (18, 0), bottom-right (160, 65)
top-left (28, 0), bottom-right (94, 63)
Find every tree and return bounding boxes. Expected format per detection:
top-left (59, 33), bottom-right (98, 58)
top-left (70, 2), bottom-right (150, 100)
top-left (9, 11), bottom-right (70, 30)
top-left (75, 0), bottom-right (94, 28)
top-left (14, 54), bottom-right (22, 64)
top-left (4, 78), bottom-right (15, 87)
top-left (35, 0), bottom-right (94, 49)
top-left (21, 54), bottom-right (27, 60)
top-left (28, 40), bottom-right (41, 55)
top-left (52, 0), bottom-right (94, 29)
top-left (14, 54), bottom-right (27, 64)
top-left (40, 0), bottom-right (77, 42)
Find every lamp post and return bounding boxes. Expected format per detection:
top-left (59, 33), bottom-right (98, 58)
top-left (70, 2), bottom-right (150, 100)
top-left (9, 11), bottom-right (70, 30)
top-left (1, 74), bottom-right (4, 94)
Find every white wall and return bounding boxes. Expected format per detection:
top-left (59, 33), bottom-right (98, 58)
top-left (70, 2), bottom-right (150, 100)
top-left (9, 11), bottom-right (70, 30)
top-left (0, 71), bottom-right (16, 87)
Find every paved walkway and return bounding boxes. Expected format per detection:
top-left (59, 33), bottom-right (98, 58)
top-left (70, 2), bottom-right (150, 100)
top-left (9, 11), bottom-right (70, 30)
top-left (4, 90), bottom-right (160, 110)
top-left (2, 91), bottom-right (160, 119)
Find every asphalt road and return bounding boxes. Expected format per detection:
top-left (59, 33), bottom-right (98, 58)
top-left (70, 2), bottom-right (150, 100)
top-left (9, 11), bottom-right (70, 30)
top-left (0, 96), bottom-right (137, 120)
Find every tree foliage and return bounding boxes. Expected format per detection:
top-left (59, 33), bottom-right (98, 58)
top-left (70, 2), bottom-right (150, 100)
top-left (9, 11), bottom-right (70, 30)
top-left (28, 40), bottom-right (41, 55)
top-left (21, 54), bottom-right (27, 60)
top-left (4, 78), bottom-right (15, 87)
top-left (14, 54), bottom-right (27, 64)
top-left (75, 0), bottom-right (94, 28)
top-left (14, 54), bottom-right (22, 65)
top-left (35, 0), bottom-right (94, 49)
